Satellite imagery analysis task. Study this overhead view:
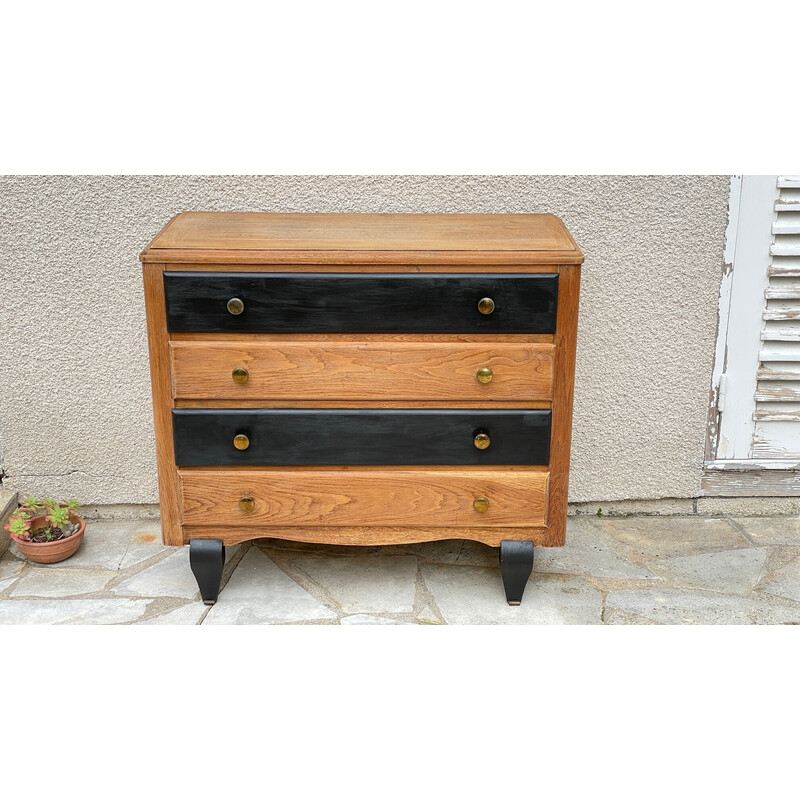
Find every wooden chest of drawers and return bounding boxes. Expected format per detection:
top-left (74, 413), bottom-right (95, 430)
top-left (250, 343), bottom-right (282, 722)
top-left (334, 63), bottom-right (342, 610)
top-left (141, 213), bottom-right (583, 606)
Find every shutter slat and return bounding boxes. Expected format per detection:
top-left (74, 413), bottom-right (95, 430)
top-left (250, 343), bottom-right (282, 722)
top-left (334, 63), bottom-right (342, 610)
top-left (770, 244), bottom-right (800, 256)
top-left (754, 409), bottom-right (800, 422)
top-left (760, 330), bottom-right (800, 341)
top-left (758, 366), bottom-right (800, 380)
top-left (755, 384), bottom-right (800, 401)
top-left (768, 260), bottom-right (800, 276)
top-left (763, 308), bottom-right (800, 321)
top-left (765, 288), bottom-right (800, 299)
top-left (773, 220), bottom-right (800, 234)
top-left (760, 341), bottom-right (800, 360)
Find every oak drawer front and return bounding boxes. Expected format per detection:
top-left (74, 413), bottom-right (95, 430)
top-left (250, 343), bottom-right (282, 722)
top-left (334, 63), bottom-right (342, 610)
top-left (172, 409), bottom-right (551, 466)
top-left (170, 341), bottom-right (555, 401)
top-left (164, 272), bottom-right (558, 333)
top-left (179, 469), bottom-right (549, 528)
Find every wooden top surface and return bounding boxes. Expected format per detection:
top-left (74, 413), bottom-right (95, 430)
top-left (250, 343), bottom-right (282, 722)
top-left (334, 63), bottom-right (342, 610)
top-left (141, 212), bottom-right (583, 265)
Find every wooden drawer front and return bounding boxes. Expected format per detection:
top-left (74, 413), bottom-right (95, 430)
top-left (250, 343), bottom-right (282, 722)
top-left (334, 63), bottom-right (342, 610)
top-left (164, 272), bottom-right (558, 333)
top-left (180, 469), bottom-right (549, 528)
top-left (172, 409), bottom-right (551, 466)
top-left (171, 341), bottom-right (555, 401)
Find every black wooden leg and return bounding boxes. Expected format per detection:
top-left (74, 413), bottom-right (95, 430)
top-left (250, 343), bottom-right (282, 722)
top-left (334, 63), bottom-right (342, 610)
top-left (499, 540), bottom-right (534, 606)
top-left (190, 539), bottom-right (226, 605)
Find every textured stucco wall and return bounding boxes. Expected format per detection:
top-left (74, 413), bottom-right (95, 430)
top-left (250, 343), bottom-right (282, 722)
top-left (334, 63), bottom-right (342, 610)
top-left (0, 175), bottom-right (729, 505)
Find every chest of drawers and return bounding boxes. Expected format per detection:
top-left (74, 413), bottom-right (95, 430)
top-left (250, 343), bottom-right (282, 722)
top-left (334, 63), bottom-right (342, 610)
top-left (141, 212), bottom-right (583, 607)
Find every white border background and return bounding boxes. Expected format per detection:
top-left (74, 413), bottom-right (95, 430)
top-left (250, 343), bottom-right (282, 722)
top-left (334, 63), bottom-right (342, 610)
top-left (2, 2), bottom-right (798, 797)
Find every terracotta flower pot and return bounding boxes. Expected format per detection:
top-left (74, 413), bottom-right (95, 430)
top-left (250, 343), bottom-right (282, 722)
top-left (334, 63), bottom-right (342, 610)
top-left (12, 513), bottom-right (86, 564)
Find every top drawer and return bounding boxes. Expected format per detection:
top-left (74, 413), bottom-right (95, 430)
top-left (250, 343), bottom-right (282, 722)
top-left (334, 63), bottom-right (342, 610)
top-left (164, 272), bottom-right (558, 334)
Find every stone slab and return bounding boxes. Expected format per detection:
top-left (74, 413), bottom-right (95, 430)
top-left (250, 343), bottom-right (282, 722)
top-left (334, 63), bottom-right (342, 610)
top-left (0, 559), bottom-right (24, 581)
top-left (757, 552), bottom-right (800, 603)
top-left (582, 516), bottom-right (750, 558)
top-left (535, 521), bottom-right (659, 580)
top-left (731, 518), bottom-right (800, 546)
top-left (648, 548), bottom-right (767, 596)
top-left (0, 489), bottom-right (17, 519)
top-left (118, 521), bottom-right (170, 570)
top-left (138, 603), bottom-right (209, 625)
top-left (605, 588), bottom-right (800, 625)
top-left (16, 520), bottom-right (138, 571)
top-left (111, 548), bottom-right (199, 599)
top-left (0, 598), bottom-right (152, 625)
top-left (420, 565), bottom-right (603, 625)
top-left (416, 605), bottom-right (442, 624)
top-left (203, 548), bottom-right (338, 624)
top-left (603, 608), bottom-right (661, 625)
top-left (0, 558), bottom-right (24, 592)
top-left (0, 489), bottom-right (18, 558)
top-left (340, 615), bottom-right (413, 625)
top-left (291, 555), bottom-right (418, 615)
top-left (11, 568), bottom-right (116, 598)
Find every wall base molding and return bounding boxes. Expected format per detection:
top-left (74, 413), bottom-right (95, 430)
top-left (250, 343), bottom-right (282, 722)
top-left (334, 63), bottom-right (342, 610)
top-left (571, 496), bottom-right (800, 517)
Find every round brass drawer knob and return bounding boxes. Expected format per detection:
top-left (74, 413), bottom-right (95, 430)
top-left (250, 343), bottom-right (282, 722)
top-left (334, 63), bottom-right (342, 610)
top-left (476, 367), bottom-right (493, 384)
top-left (473, 497), bottom-right (490, 513)
top-left (227, 297), bottom-right (245, 315)
top-left (477, 297), bottom-right (495, 315)
top-left (232, 367), bottom-right (249, 384)
top-left (473, 432), bottom-right (491, 450)
top-left (233, 433), bottom-right (250, 450)
top-left (239, 496), bottom-right (255, 513)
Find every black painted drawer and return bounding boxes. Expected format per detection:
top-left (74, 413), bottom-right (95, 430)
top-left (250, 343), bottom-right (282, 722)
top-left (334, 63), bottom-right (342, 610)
top-left (164, 272), bottom-right (558, 333)
top-left (172, 409), bottom-right (551, 466)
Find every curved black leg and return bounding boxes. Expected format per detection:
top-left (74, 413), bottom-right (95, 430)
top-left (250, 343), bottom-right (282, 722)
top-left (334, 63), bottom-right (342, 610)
top-left (499, 540), bottom-right (534, 606)
top-left (190, 539), bottom-right (226, 605)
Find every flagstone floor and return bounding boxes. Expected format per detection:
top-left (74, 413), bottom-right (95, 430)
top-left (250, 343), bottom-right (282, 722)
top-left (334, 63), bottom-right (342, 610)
top-left (1, 515), bottom-right (799, 624)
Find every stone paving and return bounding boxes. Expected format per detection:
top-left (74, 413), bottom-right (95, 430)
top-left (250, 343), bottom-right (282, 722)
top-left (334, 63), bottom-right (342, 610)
top-left (1, 515), bottom-right (799, 624)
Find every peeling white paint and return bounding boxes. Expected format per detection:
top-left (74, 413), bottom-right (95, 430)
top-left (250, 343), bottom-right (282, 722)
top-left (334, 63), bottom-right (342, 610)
top-left (707, 175), bottom-right (740, 459)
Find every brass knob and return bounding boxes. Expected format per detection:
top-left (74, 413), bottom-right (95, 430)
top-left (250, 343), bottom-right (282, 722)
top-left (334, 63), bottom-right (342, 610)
top-left (477, 297), bottom-right (495, 315)
top-left (233, 433), bottom-right (250, 450)
top-left (238, 496), bottom-right (255, 513)
top-left (227, 297), bottom-right (245, 315)
top-left (232, 367), bottom-right (249, 384)
top-left (476, 367), bottom-right (493, 384)
top-left (473, 497), bottom-right (490, 513)
top-left (473, 432), bottom-right (491, 450)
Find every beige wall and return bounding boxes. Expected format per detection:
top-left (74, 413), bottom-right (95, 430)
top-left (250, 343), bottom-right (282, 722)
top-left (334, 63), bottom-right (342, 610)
top-left (0, 175), bottom-right (729, 506)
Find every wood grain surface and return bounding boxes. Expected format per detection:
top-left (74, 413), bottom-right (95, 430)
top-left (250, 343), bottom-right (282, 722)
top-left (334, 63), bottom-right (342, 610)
top-left (143, 212), bottom-right (581, 257)
top-left (173, 399), bottom-right (553, 410)
top-left (170, 341), bottom-right (554, 401)
top-left (545, 264), bottom-right (581, 546)
top-left (179, 469), bottom-right (549, 528)
top-left (142, 263), bottom-right (183, 546)
top-left (180, 525), bottom-right (550, 548)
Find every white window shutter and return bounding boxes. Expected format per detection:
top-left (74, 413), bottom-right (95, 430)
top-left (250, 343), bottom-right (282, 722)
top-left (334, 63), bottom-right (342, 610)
top-left (753, 176), bottom-right (800, 457)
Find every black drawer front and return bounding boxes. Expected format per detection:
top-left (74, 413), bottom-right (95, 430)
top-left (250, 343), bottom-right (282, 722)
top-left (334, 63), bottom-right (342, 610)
top-left (164, 272), bottom-right (558, 333)
top-left (172, 409), bottom-right (551, 466)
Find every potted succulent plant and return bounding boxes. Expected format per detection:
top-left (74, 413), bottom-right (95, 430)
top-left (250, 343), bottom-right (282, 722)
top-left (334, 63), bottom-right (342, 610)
top-left (4, 496), bottom-right (85, 564)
